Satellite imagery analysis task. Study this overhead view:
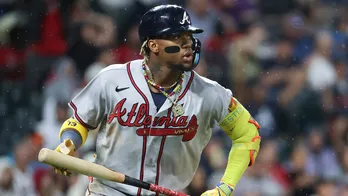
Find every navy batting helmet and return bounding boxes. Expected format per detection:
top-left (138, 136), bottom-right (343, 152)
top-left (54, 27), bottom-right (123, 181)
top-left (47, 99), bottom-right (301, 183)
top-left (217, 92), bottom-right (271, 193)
top-left (138, 4), bottom-right (204, 67)
top-left (138, 4), bottom-right (204, 43)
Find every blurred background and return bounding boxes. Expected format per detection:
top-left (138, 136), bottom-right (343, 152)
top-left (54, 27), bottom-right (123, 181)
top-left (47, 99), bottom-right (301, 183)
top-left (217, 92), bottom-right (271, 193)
top-left (0, 0), bottom-right (348, 195)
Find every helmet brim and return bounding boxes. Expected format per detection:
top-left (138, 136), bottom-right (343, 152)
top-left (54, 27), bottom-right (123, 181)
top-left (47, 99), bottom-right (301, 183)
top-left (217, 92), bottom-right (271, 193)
top-left (187, 26), bottom-right (204, 34)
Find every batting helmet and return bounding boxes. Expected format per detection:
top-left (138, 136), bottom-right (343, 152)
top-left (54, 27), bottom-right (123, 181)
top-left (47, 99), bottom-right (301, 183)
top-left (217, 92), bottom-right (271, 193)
top-left (138, 4), bottom-right (204, 67)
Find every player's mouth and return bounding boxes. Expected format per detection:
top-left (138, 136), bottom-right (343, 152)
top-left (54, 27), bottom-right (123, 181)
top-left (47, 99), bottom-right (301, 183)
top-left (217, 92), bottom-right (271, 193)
top-left (183, 52), bottom-right (193, 62)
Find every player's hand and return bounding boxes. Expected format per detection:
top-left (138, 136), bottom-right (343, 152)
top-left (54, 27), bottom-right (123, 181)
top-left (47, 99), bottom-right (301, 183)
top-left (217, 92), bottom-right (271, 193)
top-left (53, 139), bottom-right (76, 176)
top-left (201, 183), bottom-right (233, 196)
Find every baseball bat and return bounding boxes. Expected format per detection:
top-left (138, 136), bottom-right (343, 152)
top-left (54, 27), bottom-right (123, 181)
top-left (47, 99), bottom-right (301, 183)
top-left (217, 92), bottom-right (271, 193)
top-left (38, 148), bottom-right (188, 196)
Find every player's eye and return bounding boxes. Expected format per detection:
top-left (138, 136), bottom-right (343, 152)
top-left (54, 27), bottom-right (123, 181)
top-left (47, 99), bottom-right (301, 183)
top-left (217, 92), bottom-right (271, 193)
top-left (172, 35), bottom-right (180, 40)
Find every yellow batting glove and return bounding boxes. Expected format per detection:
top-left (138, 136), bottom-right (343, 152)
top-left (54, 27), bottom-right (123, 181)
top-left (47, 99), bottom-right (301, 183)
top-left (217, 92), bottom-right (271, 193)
top-left (55, 138), bottom-right (76, 155)
top-left (201, 183), bottom-right (233, 196)
top-left (54, 139), bottom-right (76, 176)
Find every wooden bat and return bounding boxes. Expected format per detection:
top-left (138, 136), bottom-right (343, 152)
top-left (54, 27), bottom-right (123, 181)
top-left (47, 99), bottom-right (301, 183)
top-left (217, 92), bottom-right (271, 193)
top-left (38, 148), bottom-right (188, 196)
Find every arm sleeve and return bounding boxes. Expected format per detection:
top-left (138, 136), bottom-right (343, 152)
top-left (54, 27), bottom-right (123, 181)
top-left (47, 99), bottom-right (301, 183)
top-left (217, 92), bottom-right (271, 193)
top-left (211, 84), bottom-right (261, 190)
top-left (60, 130), bottom-right (82, 149)
top-left (68, 71), bottom-right (107, 130)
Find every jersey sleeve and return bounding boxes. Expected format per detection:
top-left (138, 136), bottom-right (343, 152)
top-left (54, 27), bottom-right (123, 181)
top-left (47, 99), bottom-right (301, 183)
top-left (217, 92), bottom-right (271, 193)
top-left (69, 71), bottom-right (106, 130)
top-left (211, 83), bottom-right (233, 127)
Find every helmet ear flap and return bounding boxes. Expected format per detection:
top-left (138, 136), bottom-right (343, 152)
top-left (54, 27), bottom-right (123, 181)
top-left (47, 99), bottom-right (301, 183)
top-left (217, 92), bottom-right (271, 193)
top-left (192, 37), bottom-right (201, 68)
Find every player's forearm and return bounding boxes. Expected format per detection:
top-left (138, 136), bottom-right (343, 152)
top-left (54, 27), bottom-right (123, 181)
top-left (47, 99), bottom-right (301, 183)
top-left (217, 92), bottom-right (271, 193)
top-left (221, 123), bottom-right (259, 189)
top-left (58, 118), bottom-right (89, 150)
top-left (60, 130), bottom-right (83, 149)
top-left (219, 98), bottom-right (261, 189)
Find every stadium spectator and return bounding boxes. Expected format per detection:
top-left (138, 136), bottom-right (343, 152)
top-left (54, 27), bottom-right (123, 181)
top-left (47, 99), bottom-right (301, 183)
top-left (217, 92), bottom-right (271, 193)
top-left (0, 157), bottom-right (13, 196)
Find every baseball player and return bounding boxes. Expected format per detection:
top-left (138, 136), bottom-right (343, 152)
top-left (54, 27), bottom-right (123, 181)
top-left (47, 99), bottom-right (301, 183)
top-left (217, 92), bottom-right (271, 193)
top-left (54, 5), bottom-right (261, 196)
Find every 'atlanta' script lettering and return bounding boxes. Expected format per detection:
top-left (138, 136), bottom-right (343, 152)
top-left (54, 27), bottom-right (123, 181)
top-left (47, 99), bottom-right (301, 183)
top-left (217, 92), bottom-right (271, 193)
top-left (108, 98), bottom-right (190, 127)
top-left (107, 98), bottom-right (198, 141)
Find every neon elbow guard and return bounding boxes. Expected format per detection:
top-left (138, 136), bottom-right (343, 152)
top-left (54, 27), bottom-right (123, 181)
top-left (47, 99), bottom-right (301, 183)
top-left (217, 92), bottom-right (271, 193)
top-left (219, 98), bottom-right (261, 188)
top-left (59, 118), bottom-right (88, 149)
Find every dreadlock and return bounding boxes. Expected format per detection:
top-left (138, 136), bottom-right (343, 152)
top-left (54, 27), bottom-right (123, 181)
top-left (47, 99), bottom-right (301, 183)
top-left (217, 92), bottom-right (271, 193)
top-left (139, 39), bottom-right (150, 64)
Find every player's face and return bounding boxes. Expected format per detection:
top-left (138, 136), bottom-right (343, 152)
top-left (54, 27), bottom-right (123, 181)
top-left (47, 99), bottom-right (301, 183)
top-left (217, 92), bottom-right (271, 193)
top-left (157, 32), bottom-right (194, 71)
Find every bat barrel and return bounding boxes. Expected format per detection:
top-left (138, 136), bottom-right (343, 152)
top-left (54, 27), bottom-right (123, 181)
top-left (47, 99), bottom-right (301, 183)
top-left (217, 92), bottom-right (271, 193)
top-left (38, 148), bottom-right (124, 182)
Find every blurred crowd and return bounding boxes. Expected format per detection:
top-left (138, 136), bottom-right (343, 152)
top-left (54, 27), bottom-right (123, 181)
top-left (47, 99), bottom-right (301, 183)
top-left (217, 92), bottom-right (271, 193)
top-left (1, 0), bottom-right (348, 195)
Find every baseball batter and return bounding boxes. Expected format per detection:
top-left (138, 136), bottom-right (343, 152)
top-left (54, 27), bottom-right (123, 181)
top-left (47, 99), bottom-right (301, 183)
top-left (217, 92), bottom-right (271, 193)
top-left (54, 5), bottom-right (261, 196)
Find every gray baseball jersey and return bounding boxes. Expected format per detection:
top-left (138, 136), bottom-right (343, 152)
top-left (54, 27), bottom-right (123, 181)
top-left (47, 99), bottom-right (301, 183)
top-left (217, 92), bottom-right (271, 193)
top-left (69, 59), bottom-right (232, 196)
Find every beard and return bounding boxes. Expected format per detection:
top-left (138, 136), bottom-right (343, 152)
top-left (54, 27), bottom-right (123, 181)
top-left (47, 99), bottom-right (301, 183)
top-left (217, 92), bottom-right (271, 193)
top-left (176, 64), bottom-right (194, 72)
top-left (171, 61), bottom-right (196, 72)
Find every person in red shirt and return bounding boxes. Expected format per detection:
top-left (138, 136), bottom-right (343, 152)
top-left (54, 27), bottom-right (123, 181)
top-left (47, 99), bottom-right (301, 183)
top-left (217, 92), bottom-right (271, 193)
top-left (24, 0), bottom-right (71, 93)
top-left (113, 24), bottom-right (142, 64)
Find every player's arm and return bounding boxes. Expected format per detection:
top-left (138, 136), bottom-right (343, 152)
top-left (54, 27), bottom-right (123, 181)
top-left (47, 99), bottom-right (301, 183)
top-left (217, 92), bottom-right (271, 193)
top-left (54, 70), bottom-right (107, 175)
top-left (55, 117), bottom-right (89, 155)
top-left (218, 97), bottom-right (260, 194)
top-left (202, 87), bottom-right (261, 196)
top-left (54, 117), bottom-right (90, 176)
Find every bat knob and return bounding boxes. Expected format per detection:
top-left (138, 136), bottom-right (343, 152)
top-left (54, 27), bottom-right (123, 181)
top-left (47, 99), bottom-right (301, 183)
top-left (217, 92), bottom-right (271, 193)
top-left (60, 139), bottom-right (76, 155)
top-left (38, 148), bottom-right (49, 162)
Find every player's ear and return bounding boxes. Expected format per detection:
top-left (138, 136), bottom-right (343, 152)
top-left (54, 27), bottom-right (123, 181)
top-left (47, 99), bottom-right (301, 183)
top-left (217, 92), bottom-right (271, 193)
top-left (148, 39), bottom-right (159, 53)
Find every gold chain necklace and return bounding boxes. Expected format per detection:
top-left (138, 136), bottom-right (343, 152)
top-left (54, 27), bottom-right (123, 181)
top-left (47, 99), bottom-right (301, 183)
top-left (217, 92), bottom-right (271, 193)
top-left (142, 62), bottom-right (185, 117)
